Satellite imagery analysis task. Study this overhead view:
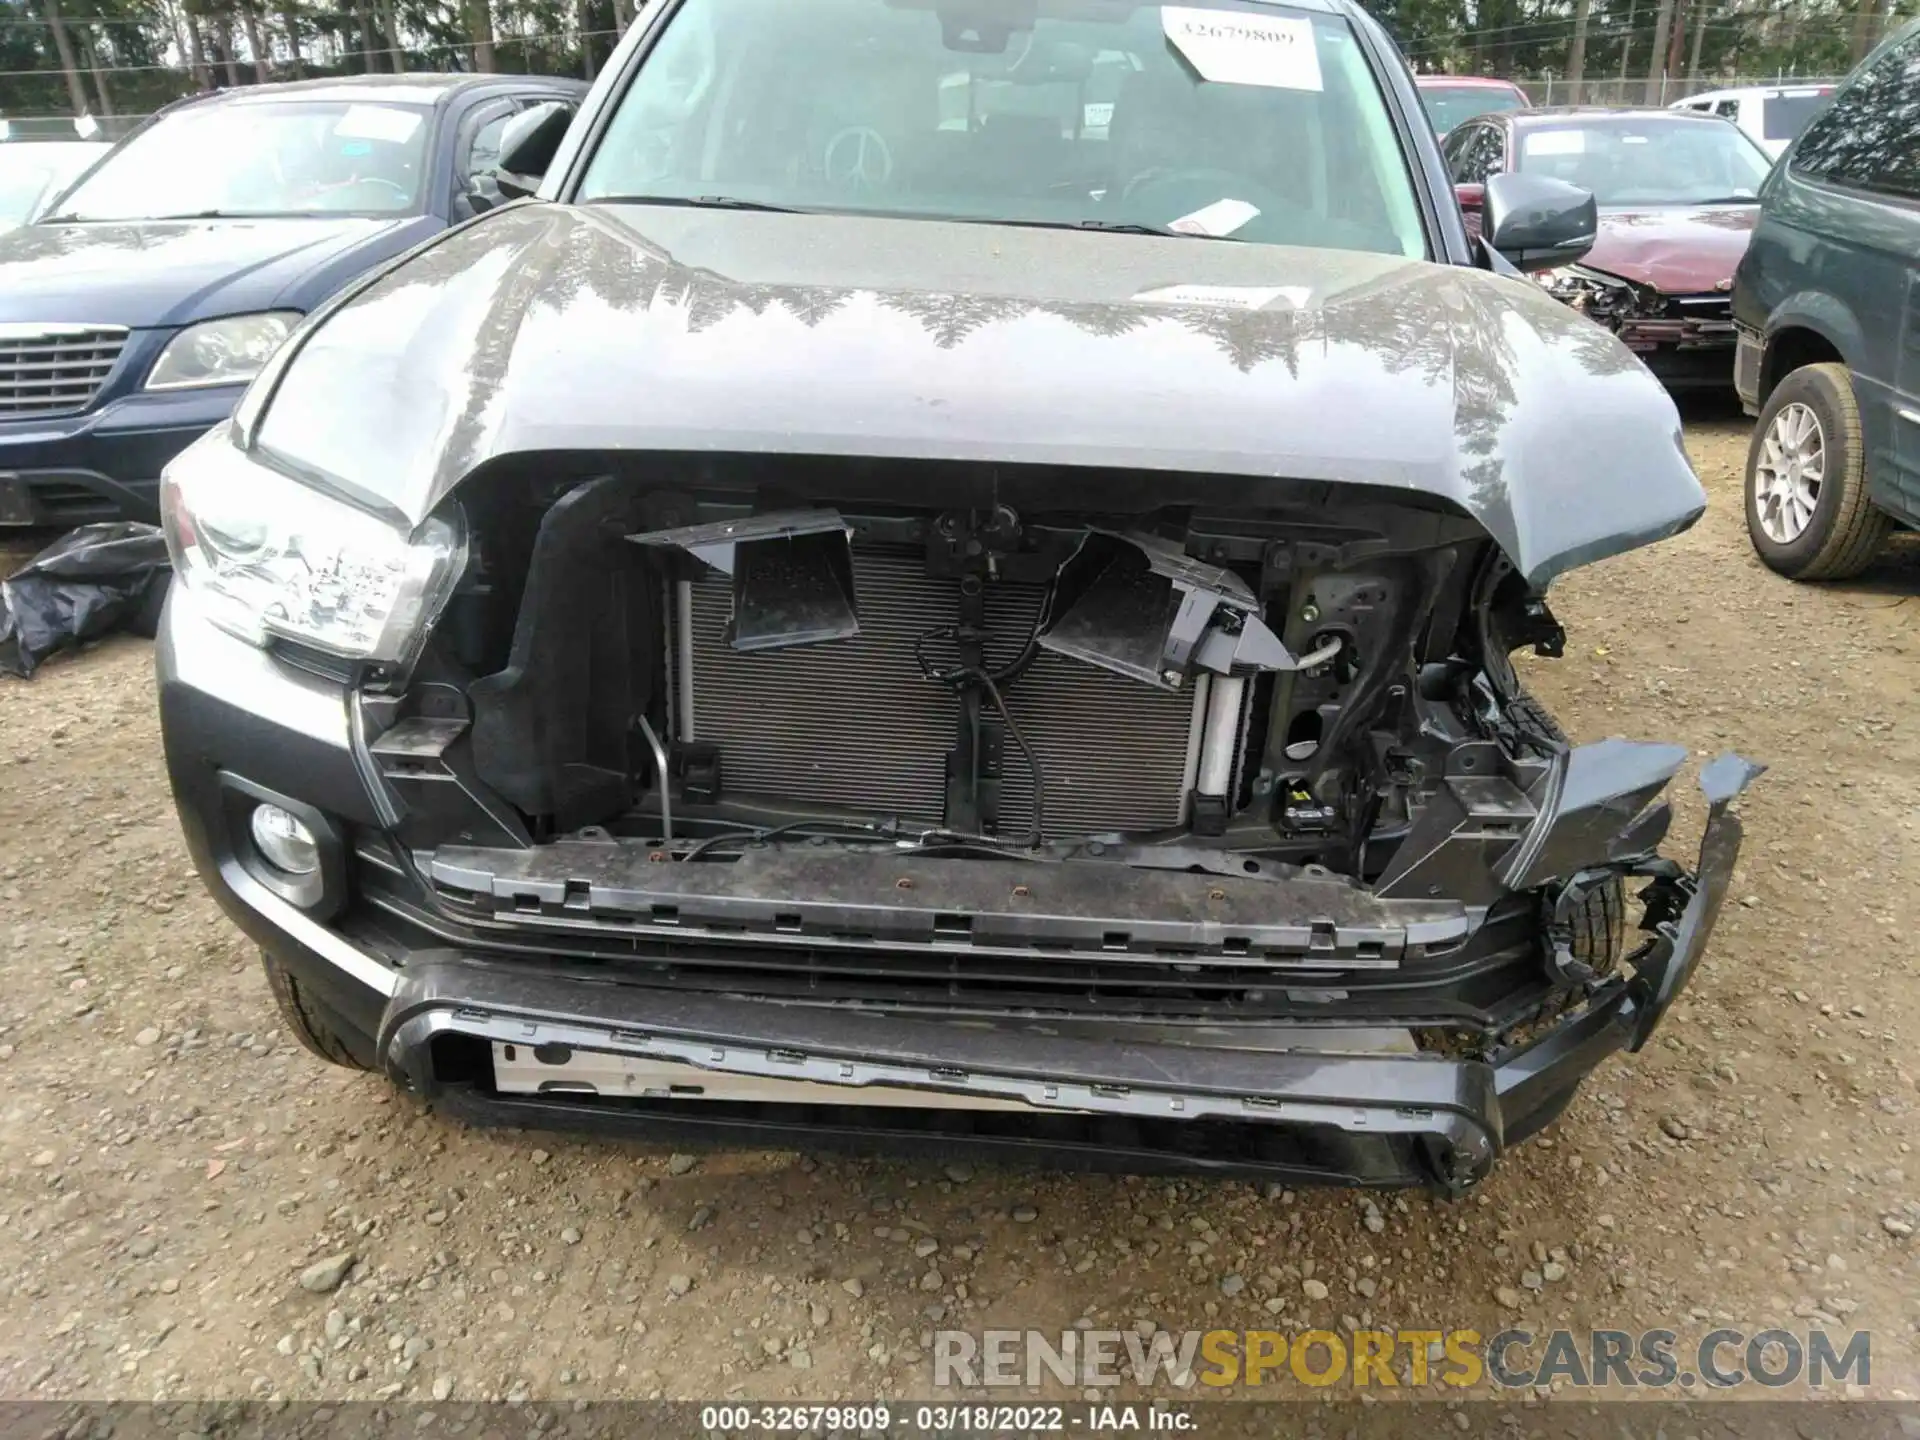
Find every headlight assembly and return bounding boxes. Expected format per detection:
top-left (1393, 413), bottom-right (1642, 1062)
top-left (146, 312), bottom-right (301, 391)
top-left (1534, 265), bottom-right (1651, 320)
top-left (159, 428), bottom-right (465, 670)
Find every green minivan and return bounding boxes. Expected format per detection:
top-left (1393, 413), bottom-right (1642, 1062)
top-left (1732, 19), bottom-right (1920, 579)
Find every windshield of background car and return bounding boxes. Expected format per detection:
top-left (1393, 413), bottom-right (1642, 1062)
top-left (46, 101), bottom-right (431, 221)
top-left (1761, 89), bottom-right (1831, 140)
top-left (578, 0), bottom-right (1427, 258)
top-left (1418, 84), bottom-right (1525, 133)
top-left (0, 145), bottom-right (100, 226)
top-left (1513, 117), bottom-right (1772, 205)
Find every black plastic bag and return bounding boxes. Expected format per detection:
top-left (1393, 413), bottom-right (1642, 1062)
top-left (0, 522), bottom-right (172, 678)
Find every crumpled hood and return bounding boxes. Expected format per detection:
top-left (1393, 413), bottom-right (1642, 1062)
top-left (254, 202), bottom-right (1705, 587)
top-left (0, 216), bottom-right (415, 328)
top-left (1582, 205), bottom-right (1757, 295)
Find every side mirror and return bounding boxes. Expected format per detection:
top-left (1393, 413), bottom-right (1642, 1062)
top-left (1481, 171), bottom-right (1596, 272)
top-left (494, 101), bottom-right (576, 200)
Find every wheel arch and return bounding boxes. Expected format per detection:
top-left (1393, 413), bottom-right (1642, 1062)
top-left (1759, 301), bottom-right (1861, 404)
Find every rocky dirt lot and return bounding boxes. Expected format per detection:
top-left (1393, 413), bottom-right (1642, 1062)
top-left (0, 410), bottom-right (1916, 1410)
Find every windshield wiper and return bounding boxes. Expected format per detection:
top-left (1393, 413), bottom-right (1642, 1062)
top-left (585, 194), bottom-right (803, 213)
top-left (966, 216), bottom-right (1241, 241)
top-left (40, 208), bottom-right (293, 223)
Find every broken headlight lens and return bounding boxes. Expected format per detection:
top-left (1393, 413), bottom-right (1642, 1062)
top-left (159, 427), bottom-right (465, 669)
top-left (1536, 264), bottom-right (1621, 311)
top-left (146, 312), bottom-right (301, 391)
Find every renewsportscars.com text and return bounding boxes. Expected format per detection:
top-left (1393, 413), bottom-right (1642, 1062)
top-left (932, 1327), bottom-right (1871, 1390)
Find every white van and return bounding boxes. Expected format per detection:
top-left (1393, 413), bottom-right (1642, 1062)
top-left (1670, 85), bottom-right (1836, 160)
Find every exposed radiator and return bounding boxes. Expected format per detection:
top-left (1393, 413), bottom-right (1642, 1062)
top-left (681, 544), bottom-right (1207, 840)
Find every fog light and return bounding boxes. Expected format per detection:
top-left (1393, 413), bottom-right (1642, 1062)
top-left (250, 804), bottom-right (319, 876)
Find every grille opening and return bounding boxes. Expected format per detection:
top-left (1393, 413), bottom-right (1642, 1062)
top-left (439, 1082), bottom-right (1449, 1185)
top-left (0, 326), bottom-right (128, 418)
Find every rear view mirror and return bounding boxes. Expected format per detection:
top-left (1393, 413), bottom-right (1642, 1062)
top-left (494, 101), bottom-right (576, 199)
top-left (1481, 171), bottom-right (1596, 272)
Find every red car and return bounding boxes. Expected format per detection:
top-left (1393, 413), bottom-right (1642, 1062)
top-left (1444, 107), bottom-right (1772, 389)
top-left (1415, 75), bottom-right (1531, 136)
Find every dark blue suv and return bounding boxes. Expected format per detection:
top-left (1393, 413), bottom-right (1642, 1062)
top-left (1732, 19), bottom-right (1920, 579)
top-left (0, 73), bottom-right (583, 529)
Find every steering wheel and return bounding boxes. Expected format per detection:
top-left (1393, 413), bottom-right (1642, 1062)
top-left (822, 127), bottom-right (895, 195)
top-left (351, 176), bottom-right (413, 201)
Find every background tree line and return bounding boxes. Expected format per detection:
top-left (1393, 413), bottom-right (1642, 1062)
top-left (0, 0), bottom-right (639, 119)
top-left (0, 0), bottom-right (1910, 123)
top-left (1380, 0), bottom-right (1916, 99)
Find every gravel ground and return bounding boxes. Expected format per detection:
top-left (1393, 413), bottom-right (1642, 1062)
top-left (0, 410), bottom-right (1916, 1406)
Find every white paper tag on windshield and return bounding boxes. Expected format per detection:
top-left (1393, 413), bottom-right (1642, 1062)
top-left (1136, 283), bottom-right (1309, 310)
top-left (1168, 198), bottom-right (1261, 237)
top-left (1161, 6), bottom-right (1323, 91)
top-left (1524, 129), bottom-right (1585, 156)
top-left (334, 105), bottom-right (423, 144)
top-left (1083, 102), bottom-right (1115, 128)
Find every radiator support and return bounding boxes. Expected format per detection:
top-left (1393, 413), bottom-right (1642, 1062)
top-left (673, 543), bottom-right (1225, 842)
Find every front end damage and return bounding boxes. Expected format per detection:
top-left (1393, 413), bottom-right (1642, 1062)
top-left (1538, 267), bottom-right (1738, 390)
top-left (165, 455), bottom-right (1757, 1193)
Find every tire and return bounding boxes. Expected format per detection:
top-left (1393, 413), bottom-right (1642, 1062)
top-left (1507, 688), bottom-right (1626, 971)
top-left (1745, 362), bottom-right (1893, 580)
top-left (263, 954), bottom-right (371, 1070)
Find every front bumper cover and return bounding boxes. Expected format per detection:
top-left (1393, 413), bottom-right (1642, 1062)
top-left (371, 757), bottom-right (1755, 1194)
top-left (0, 384), bottom-right (239, 525)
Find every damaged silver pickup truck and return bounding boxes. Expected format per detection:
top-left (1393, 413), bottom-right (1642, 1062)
top-left (157, 0), bottom-right (1759, 1193)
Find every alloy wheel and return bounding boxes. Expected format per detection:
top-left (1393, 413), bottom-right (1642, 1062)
top-left (1753, 401), bottom-right (1825, 544)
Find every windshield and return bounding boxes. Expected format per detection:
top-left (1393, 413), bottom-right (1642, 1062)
top-left (1762, 90), bottom-right (1832, 141)
top-left (0, 145), bottom-right (103, 227)
top-left (1419, 83), bottom-right (1525, 134)
top-left (579, 0), bottom-right (1426, 259)
top-left (1514, 117), bottom-right (1772, 205)
top-left (47, 100), bottom-right (431, 221)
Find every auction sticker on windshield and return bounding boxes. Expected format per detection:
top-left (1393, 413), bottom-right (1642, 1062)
top-left (1524, 130), bottom-right (1586, 156)
top-left (1169, 198), bottom-right (1261, 236)
top-left (1161, 6), bottom-right (1324, 90)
